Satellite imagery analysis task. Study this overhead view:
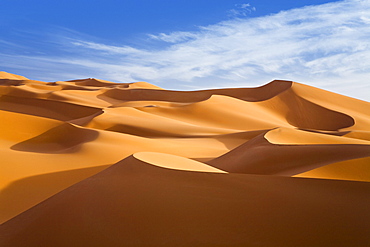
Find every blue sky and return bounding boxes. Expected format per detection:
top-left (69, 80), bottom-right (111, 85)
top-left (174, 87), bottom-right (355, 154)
top-left (1, 0), bottom-right (369, 101)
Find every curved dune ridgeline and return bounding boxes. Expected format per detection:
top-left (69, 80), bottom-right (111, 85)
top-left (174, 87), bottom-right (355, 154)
top-left (0, 72), bottom-right (369, 246)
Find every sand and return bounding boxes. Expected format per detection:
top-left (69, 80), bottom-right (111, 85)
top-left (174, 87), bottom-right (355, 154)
top-left (0, 71), bottom-right (369, 246)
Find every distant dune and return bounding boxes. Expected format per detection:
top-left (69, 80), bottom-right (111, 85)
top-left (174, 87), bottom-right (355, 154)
top-left (0, 71), bottom-right (369, 246)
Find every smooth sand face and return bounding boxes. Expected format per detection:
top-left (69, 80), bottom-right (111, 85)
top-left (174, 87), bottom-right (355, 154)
top-left (0, 71), bottom-right (28, 80)
top-left (265, 127), bottom-right (370, 145)
top-left (0, 72), bottom-right (369, 246)
top-left (134, 152), bottom-right (226, 173)
top-left (294, 157), bottom-right (370, 182)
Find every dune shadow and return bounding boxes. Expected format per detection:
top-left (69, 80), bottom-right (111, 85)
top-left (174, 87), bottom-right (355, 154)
top-left (0, 164), bottom-right (110, 224)
top-left (97, 88), bottom-right (212, 104)
top-left (212, 129), bottom-right (269, 150)
top-left (284, 94), bottom-right (355, 131)
top-left (208, 133), bottom-right (370, 176)
top-left (0, 95), bottom-right (103, 122)
top-left (97, 80), bottom-right (292, 105)
top-left (11, 123), bottom-right (99, 153)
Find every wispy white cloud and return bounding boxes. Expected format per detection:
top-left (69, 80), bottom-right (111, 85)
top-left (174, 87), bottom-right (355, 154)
top-left (148, 32), bottom-right (198, 43)
top-left (228, 3), bottom-right (256, 18)
top-left (1, 0), bottom-right (370, 101)
top-left (71, 40), bottom-right (143, 55)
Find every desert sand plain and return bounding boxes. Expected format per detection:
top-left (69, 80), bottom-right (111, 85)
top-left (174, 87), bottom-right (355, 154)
top-left (0, 71), bottom-right (369, 246)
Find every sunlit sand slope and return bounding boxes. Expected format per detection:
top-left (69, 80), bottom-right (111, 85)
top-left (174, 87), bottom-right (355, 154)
top-left (0, 72), bottom-right (369, 245)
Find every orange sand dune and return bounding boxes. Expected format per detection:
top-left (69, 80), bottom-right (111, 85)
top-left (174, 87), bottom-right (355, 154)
top-left (0, 71), bottom-right (28, 80)
top-left (0, 72), bottom-right (369, 246)
top-left (1, 155), bottom-right (370, 247)
top-left (208, 130), bottom-right (370, 176)
top-left (100, 79), bottom-right (292, 104)
top-left (295, 157), bottom-right (370, 182)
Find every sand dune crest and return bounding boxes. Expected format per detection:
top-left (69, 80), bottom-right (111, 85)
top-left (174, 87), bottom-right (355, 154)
top-left (0, 71), bottom-right (28, 80)
top-left (134, 152), bottom-right (226, 173)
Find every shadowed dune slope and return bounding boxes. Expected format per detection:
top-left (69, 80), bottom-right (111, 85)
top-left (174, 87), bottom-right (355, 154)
top-left (291, 82), bottom-right (370, 131)
top-left (11, 123), bottom-right (99, 153)
top-left (100, 79), bottom-right (292, 104)
top-left (0, 72), bottom-right (369, 245)
top-left (1, 155), bottom-right (370, 247)
top-left (0, 95), bottom-right (103, 121)
top-left (207, 130), bottom-right (370, 176)
top-left (0, 165), bottom-right (109, 224)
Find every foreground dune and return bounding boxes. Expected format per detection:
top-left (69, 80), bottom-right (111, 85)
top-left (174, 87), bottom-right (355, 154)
top-left (0, 72), bottom-right (369, 246)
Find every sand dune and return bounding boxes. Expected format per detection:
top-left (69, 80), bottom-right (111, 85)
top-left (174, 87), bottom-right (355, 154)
top-left (134, 152), bottom-right (226, 173)
top-left (1, 155), bottom-right (370, 247)
top-left (295, 157), bottom-right (370, 182)
top-left (0, 72), bottom-right (28, 80)
top-left (208, 130), bottom-right (370, 176)
top-left (0, 71), bottom-right (369, 246)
